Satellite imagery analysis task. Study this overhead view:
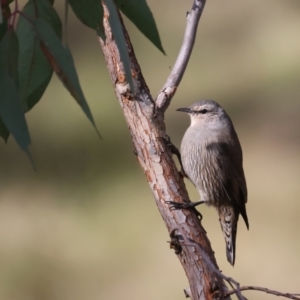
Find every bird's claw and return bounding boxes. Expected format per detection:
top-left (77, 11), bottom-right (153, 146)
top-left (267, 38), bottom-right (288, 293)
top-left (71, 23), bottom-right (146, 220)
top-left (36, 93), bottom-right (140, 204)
top-left (166, 201), bottom-right (203, 220)
top-left (166, 201), bottom-right (191, 210)
top-left (168, 228), bottom-right (183, 255)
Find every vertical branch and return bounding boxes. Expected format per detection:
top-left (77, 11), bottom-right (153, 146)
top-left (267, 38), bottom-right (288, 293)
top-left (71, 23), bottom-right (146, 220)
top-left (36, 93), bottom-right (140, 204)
top-left (98, 2), bottom-right (230, 299)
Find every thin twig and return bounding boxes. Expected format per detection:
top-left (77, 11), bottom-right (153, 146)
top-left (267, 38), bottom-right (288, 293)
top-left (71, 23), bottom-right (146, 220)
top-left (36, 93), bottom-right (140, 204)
top-left (226, 286), bottom-right (300, 300)
top-left (175, 228), bottom-right (242, 299)
top-left (174, 228), bottom-right (240, 300)
top-left (173, 228), bottom-right (300, 300)
top-left (156, 0), bottom-right (206, 112)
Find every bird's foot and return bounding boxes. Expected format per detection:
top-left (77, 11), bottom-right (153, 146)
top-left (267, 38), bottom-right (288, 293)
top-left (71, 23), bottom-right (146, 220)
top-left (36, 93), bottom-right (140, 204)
top-left (166, 200), bottom-right (205, 220)
top-left (168, 228), bottom-right (183, 255)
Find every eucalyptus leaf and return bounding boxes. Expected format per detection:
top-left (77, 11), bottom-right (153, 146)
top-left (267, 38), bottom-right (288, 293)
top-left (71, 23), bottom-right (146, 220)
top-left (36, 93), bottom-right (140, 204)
top-left (0, 30), bottom-right (31, 153)
top-left (68, 0), bottom-right (104, 38)
top-left (16, 0), bottom-right (62, 112)
top-left (115, 0), bottom-right (165, 54)
top-left (29, 18), bottom-right (99, 135)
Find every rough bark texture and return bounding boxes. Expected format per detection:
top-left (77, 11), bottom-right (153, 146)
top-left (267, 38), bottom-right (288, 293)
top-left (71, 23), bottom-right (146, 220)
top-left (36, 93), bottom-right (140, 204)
top-left (98, 5), bottom-right (230, 300)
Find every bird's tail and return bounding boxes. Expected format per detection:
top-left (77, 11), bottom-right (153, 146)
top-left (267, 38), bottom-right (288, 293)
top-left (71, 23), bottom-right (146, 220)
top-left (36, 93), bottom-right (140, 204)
top-left (218, 206), bottom-right (238, 266)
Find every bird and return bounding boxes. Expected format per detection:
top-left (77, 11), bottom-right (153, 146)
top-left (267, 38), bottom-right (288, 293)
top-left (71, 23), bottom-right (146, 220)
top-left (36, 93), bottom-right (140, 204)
top-left (175, 99), bottom-right (249, 266)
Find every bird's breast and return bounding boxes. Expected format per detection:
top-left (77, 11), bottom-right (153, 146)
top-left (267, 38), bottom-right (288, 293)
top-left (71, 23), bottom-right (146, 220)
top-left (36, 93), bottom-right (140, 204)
top-left (181, 133), bottom-right (225, 206)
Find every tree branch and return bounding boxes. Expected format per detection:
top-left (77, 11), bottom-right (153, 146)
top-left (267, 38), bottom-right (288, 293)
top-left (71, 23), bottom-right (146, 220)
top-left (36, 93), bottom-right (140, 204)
top-left (173, 228), bottom-right (244, 300)
top-left (226, 286), bottom-right (300, 300)
top-left (98, 1), bottom-right (230, 299)
top-left (175, 228), bottom-right (300, 300)
top-left (98, 2), bottom-right (300, 300)
top-left (156, 0), bottom-right (206, 112)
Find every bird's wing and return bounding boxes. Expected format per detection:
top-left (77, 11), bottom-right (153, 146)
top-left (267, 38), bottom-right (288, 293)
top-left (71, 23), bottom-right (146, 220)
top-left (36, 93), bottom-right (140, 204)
top-left (208, 141), bottom-right (249, 229)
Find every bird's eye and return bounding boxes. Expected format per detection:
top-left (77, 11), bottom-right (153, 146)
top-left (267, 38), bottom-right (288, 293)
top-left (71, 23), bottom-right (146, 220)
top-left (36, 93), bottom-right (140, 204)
top-left (199, 109), bottom-right (207, 114)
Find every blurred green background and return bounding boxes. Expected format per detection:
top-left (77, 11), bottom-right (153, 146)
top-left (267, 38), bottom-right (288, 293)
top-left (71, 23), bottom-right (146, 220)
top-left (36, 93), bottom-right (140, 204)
top-left (1, 0), bottom-right (300, 299)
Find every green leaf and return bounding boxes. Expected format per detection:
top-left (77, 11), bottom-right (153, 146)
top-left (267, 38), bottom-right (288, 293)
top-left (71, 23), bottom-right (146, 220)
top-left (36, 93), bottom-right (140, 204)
top-left (0, 27), bottom-right (18, 83)
top-left (0, 20), bottom-right (10, 142)
top-left (0, 0), bottom-right (13, 26)
top-left (0, 29), bottom-right (31, 153)
top-left (0, 71), bottom-right (32, 155)
top-left (0, 19), bottom-right (8, 50)
top-left (29, 18), bottom-right (99, 135)
top-left (64, 0), bottom-right (68, 42)
top-left (115, 0), bottom-right (165, 54)
top-left (0, 118), bottom-right (9, 142)
top-left (16, 0), bottom-right (62, 112)
top-left (104, 0), bottom-right (134, 93)
top-left (0, 4), bottom-right (2, 24)
top-left (67, 0), bottom-right (104, 38)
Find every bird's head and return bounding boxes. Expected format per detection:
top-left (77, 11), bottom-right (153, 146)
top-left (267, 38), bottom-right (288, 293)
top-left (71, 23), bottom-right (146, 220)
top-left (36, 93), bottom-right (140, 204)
top-left (177, 99), bottom-right (226, 127)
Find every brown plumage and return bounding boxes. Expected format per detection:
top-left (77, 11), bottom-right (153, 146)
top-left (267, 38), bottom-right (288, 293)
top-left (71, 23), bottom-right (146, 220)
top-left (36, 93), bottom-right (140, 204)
top-left (178, 99), bottom-right (249, 265)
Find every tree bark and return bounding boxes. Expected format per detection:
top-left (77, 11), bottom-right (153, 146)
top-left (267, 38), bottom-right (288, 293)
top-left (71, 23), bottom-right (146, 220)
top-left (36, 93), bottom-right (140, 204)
top-left (98, 3), bottom-right (231, 300)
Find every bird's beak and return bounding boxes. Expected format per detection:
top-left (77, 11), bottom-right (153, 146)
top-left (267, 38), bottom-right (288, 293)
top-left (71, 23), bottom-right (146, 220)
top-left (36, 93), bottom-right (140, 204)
top-left (176, 107), bottom-right (191, 113)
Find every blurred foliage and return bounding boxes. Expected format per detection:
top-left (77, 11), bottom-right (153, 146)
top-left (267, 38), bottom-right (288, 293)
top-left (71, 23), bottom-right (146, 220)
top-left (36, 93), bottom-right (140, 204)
top-left (1, 0), bottom-right (162, 155)
top-left (0, 0), bottom-right (300, 300)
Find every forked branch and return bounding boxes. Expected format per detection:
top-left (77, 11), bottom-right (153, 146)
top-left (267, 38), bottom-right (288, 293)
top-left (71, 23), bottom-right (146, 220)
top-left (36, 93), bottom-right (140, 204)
top-left (98, 1), bottom-right (230, 299)
top-left (98, 1), bottom-right (299, 300)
